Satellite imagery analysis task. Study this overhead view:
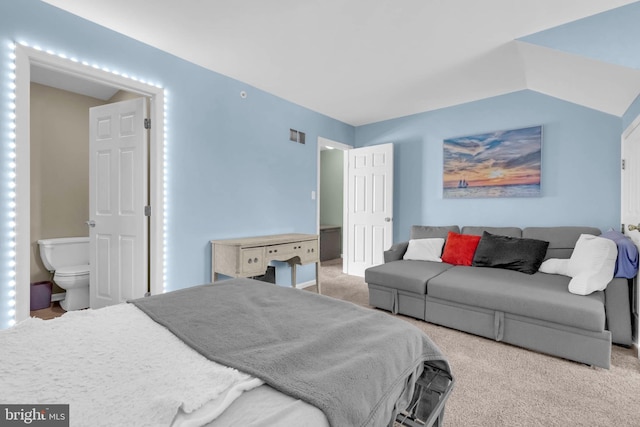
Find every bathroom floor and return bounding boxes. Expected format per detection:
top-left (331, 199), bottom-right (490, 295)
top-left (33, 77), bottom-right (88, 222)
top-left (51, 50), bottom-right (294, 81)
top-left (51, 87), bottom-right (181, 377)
top-left (30, 302), bottom-right (66, 320)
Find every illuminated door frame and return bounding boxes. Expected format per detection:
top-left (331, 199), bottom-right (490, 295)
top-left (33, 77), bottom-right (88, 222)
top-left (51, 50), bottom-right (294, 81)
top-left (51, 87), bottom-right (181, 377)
top-left (12, 43), bottom-right (166, 324)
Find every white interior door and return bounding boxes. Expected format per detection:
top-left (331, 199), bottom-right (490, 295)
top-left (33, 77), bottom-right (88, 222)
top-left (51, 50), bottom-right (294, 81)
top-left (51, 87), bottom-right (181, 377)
top-left (621, 116), bottom-right (640, 352)
top-left (89, 98), bottom-right (148, 309)
top-left (345, 143), bottom-right (393, 277)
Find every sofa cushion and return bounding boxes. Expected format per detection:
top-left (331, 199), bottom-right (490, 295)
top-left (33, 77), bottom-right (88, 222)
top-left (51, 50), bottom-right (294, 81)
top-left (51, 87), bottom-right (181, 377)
top-left (523, 226), bottom-right (601, 260)
top-left (441, 232), bottom-right (481, 266)
top-left (426, 266), bottom-right (606, 332)
top-left (472, 231), bottom-right (549, 274)
top-left (403, 238), bottom-right (445, 262)
top-left (411, 225), bottom-right (460, 239)
top-left (365, 260), bottom-right (453, 294)
top-left (461, 226), bottom-right (522, 238)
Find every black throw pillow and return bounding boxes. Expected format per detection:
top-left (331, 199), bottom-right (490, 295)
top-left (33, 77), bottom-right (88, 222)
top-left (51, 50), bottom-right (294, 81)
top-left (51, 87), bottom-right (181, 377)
top-left (472, 231), bottom-right (549, 274)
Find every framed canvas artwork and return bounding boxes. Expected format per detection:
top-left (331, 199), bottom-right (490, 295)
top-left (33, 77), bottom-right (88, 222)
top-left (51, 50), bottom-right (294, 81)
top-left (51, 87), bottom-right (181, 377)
top-left (443, 125), bottom-right (542, 198)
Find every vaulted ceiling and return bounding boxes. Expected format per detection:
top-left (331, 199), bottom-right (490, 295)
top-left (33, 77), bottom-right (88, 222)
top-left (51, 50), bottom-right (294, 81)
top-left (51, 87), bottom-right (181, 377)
top-left (41, 0), bottom-right (640, 126)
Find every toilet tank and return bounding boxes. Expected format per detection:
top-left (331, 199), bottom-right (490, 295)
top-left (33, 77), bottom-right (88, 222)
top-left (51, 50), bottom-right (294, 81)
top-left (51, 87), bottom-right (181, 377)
top-left (37, 237), bottom-right (90, 272)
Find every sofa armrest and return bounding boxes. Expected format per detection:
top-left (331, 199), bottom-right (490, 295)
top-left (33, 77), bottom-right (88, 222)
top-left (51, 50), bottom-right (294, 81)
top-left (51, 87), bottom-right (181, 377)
top-left (605, 278), bottom-right (633, 346)
top-left (384, 242), bottom-right (409, 263)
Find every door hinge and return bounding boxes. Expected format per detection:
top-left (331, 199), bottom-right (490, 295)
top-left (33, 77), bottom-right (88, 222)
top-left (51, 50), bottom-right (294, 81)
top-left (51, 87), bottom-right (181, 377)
top-left (144, 118), bottom-right (151, 129)
top-left (622, 159), bottom-right (626, 170)
top-left (144, 205), bottom-right (151, 216)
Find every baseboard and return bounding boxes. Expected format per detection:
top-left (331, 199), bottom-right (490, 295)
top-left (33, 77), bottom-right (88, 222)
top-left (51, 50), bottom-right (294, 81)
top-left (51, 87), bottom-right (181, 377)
top-left (296, 280), bottom-right (316, 290)
top-left (51, 292), bottom-right (66, 302)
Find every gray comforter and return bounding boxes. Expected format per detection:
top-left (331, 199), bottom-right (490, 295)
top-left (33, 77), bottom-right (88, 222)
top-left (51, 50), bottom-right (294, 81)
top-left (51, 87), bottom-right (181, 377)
top-left (131, 278), bottom-right (450, 427)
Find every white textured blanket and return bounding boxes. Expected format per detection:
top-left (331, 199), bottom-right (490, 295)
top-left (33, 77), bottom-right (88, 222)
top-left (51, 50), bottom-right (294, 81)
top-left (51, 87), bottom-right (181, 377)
top-left (0, 304), bottom-right (262, 427)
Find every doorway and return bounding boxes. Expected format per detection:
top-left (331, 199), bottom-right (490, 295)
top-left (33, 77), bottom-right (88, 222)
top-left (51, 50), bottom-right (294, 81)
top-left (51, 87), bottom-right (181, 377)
top-left (30, 81), bottom-right (142, 302)
top-left (621, 113), bottom-right (640, 353)
top-left (317, 138), bottom-right (394, 278)
top-left (13, 43), bottom-right (165, 322)
top-left (317, 137), bottom-right (351, 274)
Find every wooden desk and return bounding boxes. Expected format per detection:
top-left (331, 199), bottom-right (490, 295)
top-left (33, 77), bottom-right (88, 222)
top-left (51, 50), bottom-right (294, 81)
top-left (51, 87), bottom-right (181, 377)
top-left (211, 233), bottom-right (321, 293)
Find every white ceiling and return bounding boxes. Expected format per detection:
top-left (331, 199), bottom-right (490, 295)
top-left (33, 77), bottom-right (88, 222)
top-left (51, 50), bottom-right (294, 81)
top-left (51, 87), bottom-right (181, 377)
top-left (41, 0), bottom-right (640, 126)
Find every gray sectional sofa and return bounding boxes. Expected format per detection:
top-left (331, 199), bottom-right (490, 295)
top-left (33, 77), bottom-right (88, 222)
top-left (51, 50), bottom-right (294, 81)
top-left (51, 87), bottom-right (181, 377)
top-left (365, 226), bottom-right (634, 369)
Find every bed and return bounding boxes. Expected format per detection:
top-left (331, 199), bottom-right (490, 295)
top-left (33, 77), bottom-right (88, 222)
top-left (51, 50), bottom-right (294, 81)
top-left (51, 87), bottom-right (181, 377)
top-left (1, 278), bottom-right (453, 427)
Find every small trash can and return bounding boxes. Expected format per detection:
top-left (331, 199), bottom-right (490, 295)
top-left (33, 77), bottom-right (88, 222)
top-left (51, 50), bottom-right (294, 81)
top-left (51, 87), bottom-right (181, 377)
top-left (30, 281), bottom-right (53, 311)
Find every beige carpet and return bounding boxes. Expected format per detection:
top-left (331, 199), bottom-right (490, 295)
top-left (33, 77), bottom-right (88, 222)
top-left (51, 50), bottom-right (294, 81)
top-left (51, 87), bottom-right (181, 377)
top-left (307, 259), bottom-right (640, 427)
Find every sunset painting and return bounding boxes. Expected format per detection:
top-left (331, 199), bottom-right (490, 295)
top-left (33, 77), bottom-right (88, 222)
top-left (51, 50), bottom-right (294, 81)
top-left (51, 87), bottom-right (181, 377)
top-left (443, 126), bottom-right (542, 198)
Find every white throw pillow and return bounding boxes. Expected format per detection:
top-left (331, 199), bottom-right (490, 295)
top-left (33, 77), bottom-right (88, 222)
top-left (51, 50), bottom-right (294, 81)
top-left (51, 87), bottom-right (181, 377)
top-left (566, 234), bottom-right (617, 295)
top-left (403, 238), bottom-right (445, 262)
top-left (538, 258), bottom-right (570, 276)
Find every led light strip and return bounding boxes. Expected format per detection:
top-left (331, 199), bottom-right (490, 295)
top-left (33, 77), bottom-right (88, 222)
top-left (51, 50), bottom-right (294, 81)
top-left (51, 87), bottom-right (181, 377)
top-left (6, 42), bottom-right (17, 327)
top-left (4, 41), bottom-right (167, 328)
top-left (163, 92), bottom-right (168, 293)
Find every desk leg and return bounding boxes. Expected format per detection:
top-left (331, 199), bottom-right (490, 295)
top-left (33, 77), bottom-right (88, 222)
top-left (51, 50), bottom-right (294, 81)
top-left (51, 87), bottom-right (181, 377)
top-left (211, 245), bottom-right (216, 283)
top-left (316, 262), bottom-right (321, 294)
top-left (291, 264), bottom-right (297, 288)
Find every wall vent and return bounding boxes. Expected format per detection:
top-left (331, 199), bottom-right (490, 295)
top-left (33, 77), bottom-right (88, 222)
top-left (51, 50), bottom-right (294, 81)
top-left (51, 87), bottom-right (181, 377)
top-left (289, 128), bottom-right (306, 144)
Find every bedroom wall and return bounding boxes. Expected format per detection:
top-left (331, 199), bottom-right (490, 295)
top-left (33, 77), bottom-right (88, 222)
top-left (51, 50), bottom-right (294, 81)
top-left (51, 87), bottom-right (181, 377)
top-left (519, 2), bottom-right (640, 70)
top-left (0, 0), bottom-right (354, 318)
top-left (354, 90), bottom-right (622, 243)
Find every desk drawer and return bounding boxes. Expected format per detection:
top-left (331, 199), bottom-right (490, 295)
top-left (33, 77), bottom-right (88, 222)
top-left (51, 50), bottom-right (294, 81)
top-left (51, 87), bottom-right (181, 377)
top-left (265, 243), bottom-right (299, 260)
top-left (240, 247), bottom-right (265, 276)
top-left (265, 239), bottom-right (318, 263)
top-left (299, 239), bottom-right (319, 263)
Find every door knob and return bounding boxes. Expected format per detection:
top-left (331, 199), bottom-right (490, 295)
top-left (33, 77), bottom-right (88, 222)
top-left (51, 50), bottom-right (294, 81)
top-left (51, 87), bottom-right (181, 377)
top-left (85, 220), bottom-right (96, 228)
top-left (628, 224), bottom-right (640, 231)
top-left (384, 217), bottom-right (392, 222)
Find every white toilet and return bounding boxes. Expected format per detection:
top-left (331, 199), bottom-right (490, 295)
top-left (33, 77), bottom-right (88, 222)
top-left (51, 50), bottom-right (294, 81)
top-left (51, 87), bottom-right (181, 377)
top-left (37, 237), bottom-right (90, 311)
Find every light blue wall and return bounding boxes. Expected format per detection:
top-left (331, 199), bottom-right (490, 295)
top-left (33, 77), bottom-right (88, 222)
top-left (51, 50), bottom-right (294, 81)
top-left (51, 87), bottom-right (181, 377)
top-left (355, 90), bottom-right (622, 243)
top-left (520, 2), bottom-right (640, 70)
top-left (0, 0), bottom-right (354, 315)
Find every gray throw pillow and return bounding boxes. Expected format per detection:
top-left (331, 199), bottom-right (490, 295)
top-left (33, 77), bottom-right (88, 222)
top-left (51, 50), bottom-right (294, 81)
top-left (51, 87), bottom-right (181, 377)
top-left (472, 231), bottom-right (549, 274)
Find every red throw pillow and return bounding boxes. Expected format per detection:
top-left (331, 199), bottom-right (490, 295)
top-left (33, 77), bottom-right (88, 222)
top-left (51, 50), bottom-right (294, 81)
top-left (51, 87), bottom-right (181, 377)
top-left (441, 231), bottom-right (482, 266)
